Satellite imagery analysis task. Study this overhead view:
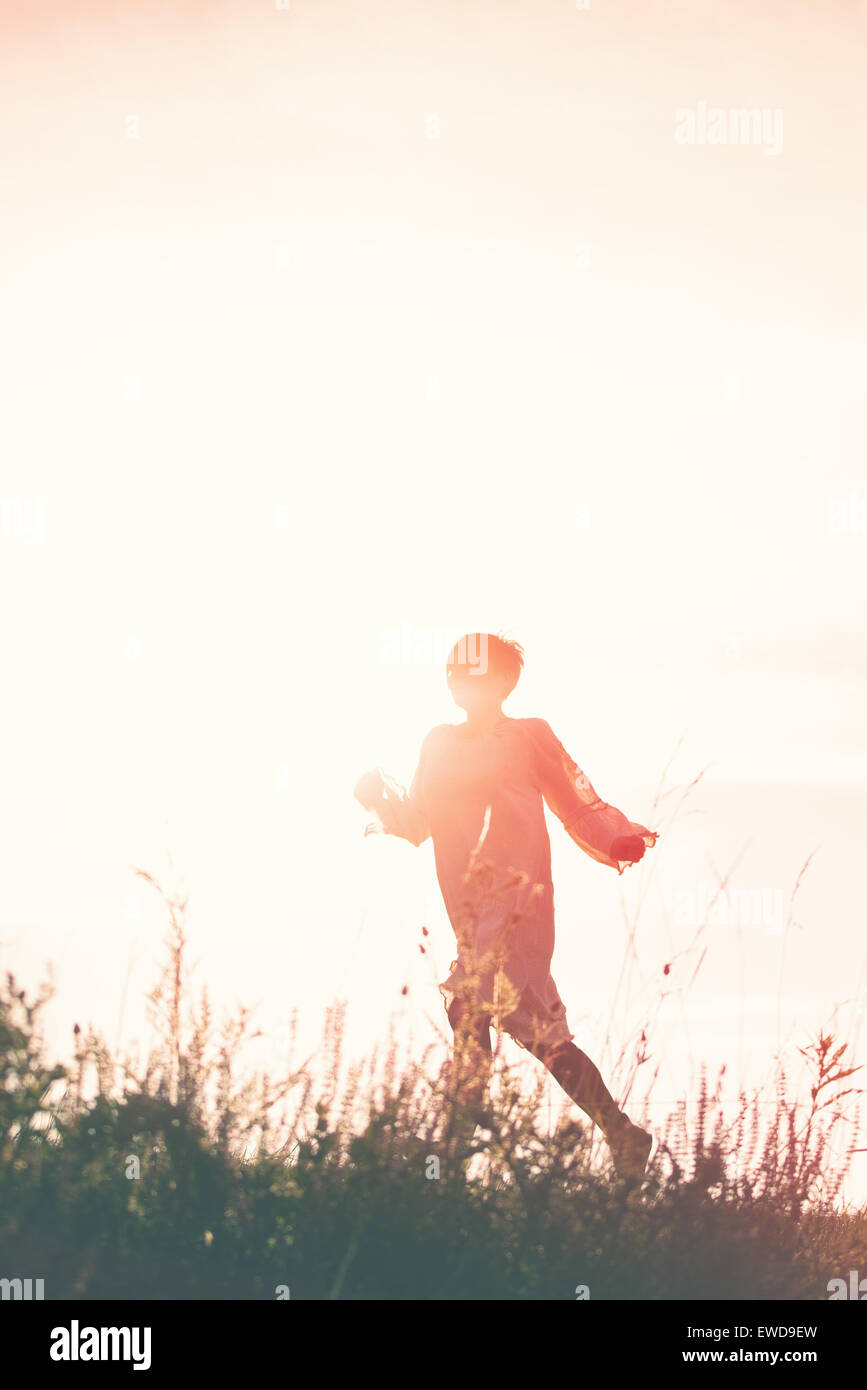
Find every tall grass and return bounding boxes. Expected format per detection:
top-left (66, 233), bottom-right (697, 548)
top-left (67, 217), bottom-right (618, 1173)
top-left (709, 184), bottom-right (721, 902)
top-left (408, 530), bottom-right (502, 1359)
top-left (1, 860), bottom-right (864, 1298)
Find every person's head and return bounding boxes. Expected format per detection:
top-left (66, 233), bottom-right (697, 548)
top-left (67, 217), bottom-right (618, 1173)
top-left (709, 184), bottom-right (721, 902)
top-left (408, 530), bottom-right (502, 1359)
top-left (445, 633), bottom-right (524, 714)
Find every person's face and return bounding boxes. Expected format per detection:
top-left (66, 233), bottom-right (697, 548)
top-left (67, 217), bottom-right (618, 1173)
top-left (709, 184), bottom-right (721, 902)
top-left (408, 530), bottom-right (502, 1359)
top-left (446, 667), bottom-right (504, 713)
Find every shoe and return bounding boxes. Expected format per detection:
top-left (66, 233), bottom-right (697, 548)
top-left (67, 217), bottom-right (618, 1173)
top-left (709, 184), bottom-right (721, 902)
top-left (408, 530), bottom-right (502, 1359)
top-left (608, 1118), bottom-right (653, 1184)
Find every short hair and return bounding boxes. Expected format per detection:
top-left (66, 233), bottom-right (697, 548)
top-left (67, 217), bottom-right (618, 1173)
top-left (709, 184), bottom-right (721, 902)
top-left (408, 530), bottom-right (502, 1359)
top-left (446, 632), bottom-right (525, 696)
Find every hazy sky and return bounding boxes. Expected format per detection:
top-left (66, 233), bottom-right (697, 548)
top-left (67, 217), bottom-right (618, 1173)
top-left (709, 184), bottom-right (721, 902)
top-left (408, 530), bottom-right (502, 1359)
top-left (2, 0), bottom-right (866, 1194)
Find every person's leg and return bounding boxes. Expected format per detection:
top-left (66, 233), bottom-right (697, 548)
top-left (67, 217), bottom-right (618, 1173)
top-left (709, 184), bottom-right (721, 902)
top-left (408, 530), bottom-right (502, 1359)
top-left (446, 995), bottom-right (492, 1122)
top-left (529, 1034), bottom-right (652, 1180)
top-left (528, 1037), bottom-right (624, 1136)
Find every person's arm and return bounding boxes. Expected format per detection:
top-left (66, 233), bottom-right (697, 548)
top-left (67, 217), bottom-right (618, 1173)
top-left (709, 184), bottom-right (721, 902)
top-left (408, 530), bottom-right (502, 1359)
top-left (353, 732), bottom-right (434, 847)
top-left (525, 718), bottom-right (657, 873)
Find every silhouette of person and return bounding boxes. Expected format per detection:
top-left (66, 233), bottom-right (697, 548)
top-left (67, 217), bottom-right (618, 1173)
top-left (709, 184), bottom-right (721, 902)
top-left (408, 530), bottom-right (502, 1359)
top-left (354, 633), bottom-right (657, 1180)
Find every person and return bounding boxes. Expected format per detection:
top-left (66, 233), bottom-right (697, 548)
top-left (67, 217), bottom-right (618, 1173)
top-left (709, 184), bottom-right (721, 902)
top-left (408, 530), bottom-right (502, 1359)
top-left (354, 632), bottom-right (657, 1182)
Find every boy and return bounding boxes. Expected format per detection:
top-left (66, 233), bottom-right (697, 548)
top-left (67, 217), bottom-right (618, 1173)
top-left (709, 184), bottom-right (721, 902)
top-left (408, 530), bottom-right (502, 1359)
top-left (354, 633), bottom-right (656, 1181)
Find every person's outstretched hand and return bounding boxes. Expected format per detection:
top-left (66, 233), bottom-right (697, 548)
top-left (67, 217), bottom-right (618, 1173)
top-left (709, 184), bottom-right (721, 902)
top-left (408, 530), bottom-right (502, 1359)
top-left (609, 834), bottom-right (647, 864)
top-left (354, 769), bottom-right (386, 809)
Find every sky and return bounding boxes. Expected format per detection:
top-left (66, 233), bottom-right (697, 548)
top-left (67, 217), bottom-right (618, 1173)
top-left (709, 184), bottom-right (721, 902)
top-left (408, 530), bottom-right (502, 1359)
top-left (1, 0), bottom-right (866, 1196)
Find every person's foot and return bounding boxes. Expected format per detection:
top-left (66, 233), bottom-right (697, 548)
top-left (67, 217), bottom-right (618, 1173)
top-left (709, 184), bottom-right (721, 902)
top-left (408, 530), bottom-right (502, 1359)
top-left (607, 1118), bottom-right (653, 1184)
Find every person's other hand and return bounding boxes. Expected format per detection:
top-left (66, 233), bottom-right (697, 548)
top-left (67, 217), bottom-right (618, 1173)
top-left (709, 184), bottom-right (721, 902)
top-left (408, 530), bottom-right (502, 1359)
top-left (354, 769), bottom-right (386, 808)
top-left (610, 834), bottom-right (646, 864)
